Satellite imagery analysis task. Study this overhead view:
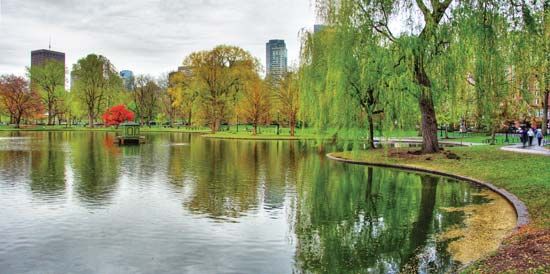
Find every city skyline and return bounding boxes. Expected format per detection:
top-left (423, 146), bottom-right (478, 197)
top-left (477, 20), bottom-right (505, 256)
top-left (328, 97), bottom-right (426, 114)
top-left (0, 0), bottom-right (316, 77)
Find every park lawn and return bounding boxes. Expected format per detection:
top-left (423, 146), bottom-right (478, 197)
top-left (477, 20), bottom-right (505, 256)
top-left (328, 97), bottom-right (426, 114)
top-left (0, 125), bottom-right (211, 133)
top-left (140, 127), bottom-right (210, 133)
top-left (0, 125), bottom-right (114, 132)
top-left (332, 146), bottom-right (550, 273)
top-left (202, 131), bottom-right (318, 140)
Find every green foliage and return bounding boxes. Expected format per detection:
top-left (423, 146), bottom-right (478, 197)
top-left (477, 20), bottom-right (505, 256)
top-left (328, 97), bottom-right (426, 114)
top-left (27, 60), bottom-right (66, 125)
top-left (71, 54), bottom-right (123, 127)
top-left (183, 45), bottom-right (261, 132)
top-left (300, 0), bottom-right (549, 150)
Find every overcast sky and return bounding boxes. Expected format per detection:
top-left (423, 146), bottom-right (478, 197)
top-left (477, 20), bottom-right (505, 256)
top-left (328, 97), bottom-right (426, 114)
top-left (0, 0), bottom-right (317, 78)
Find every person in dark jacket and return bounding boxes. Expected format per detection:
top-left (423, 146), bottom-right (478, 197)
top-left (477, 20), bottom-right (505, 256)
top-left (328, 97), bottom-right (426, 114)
top-left (520, 127), bottom-right (528, 148)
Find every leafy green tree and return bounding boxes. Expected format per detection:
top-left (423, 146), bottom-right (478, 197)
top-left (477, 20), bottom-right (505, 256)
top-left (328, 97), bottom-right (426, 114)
top-left (27, 60), bottom-right (66, 125)
top-left (301, 12), bottom-right (404, 147)
top-left (460, 4), bottom-right (511, 144)
top-left (133, 75), bottom-right (160, 126)
top-left (71, 54), bottom-right (122, 128)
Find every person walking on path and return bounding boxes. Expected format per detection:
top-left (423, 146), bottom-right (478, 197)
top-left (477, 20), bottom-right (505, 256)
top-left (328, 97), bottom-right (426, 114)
top-left (520, 127), bottom-right (528, 148)
top-left (536, 128), bottom-right (544, 146)
top-left (527, 127), bottom-right (535, 146)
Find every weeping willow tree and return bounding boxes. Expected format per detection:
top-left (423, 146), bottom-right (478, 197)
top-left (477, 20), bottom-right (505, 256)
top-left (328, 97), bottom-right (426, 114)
top-left (300, 2), bottom-right (411, 149)
top-left (321, 0), bottom-right (462, 153)
top-left (306, 0), bottom-right (547, 151)
top-left (462, 3), bottom-right (512, 144)
top-left (304, 0), bottom-right (461, 153)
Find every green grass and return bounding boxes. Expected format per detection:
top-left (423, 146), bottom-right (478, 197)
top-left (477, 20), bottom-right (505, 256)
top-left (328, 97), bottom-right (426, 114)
top-left (0, 125), bottom-right (114, 132)
top-left (2, 124), bottom-right (548, 145)
top-left (0, 125), bottom-right (210, 133)
top-left (333, 146), bottom-right (550, 228)
top-left (202, 126), bottom-right (319, 140)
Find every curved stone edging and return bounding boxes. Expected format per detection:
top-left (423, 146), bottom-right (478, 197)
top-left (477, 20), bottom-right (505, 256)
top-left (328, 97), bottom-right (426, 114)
top-left (326, 153), bottom-right (530, 229)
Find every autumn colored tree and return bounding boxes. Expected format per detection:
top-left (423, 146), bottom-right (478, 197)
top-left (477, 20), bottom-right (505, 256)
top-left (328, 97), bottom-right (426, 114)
top-left (102, 104), bottom-right (135, 128)
top-left (275, 71), bottom-right (300, 136)
top-left (183, 45), bottom-right (260, 133)
top-left (0, 75), bottom-right (43, 128)
top-left (237, 77), bottom-right (271, 135)
top-left (168, 71), bottom-right (198, 126)
top-left (28, 59), bottom-right (66, 125)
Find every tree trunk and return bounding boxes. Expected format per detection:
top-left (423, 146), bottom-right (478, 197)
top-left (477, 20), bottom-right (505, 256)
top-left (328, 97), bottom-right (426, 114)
top-left (15, 115), bottom-right (21, 128)
top-left (490, 127), bottom-right (497, 145)
top-left (418, 92), bottom-right (440, 153)
top-left (414, 43), bottom-right (440, 153)
top-left (543, 90), bottom-right (549, 136)
top-left (47, 102), bottom-right (53, 125)
top-left (253, 124), bottom-right (257, 135)
top-left (211, 118), bottom-right (220, 134)
top-left (188, 109), bottom-right (192, 126)
top-left (289, 118), bottom-right (296, 137)
top-left (88, 113), bottom-right (94, 128)
top-left (367, 113), bottom-right (376, 149)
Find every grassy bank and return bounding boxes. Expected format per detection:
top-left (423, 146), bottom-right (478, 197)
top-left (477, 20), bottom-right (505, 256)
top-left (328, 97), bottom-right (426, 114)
top-left (202, 131), bottom-right (318, 140)
top-left (0, 125), bottom-right (210, 133)
top-left (3, 124), bottom-right (542, 144)
top-left (331, 146), bottom-right (549, 273)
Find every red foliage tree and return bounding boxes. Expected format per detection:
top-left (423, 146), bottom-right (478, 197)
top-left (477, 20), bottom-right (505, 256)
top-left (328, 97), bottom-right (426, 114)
top-left (102, 104), bottom-right (135, 128)
top-left (0, 75), bottom-right (43, 128)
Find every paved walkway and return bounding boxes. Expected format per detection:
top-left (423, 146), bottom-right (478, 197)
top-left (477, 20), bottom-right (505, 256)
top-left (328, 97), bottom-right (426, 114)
top-left (375, 138), bottom-right (483, 147)
top-left (501, 143), bottom-right (550, 156)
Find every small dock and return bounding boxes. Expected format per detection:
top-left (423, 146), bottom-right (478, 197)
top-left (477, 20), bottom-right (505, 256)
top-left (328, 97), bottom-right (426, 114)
top-left (116, 122), bottom-right (145, 145)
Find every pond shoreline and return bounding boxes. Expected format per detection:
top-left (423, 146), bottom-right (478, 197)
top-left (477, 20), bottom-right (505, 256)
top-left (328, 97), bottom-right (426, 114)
top-left (325, 151), bottom-right (549, 273)
top-left (326, 152), bottom-right (529, 229)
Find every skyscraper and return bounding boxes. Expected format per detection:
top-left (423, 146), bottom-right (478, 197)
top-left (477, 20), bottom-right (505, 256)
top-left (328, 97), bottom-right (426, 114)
top-left (120, 70), bottom-right (135, 91)
top-left (31, 49), bottom-right (66, 89)
top-left (266, 40), bottom-right (288, 79)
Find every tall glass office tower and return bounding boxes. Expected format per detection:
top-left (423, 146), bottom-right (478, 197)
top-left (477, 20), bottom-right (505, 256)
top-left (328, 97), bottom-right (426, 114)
top-left (266, 40), bottom-right (287, 79)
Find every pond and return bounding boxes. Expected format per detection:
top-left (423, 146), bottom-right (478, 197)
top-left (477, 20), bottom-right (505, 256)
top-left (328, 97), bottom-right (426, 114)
top-left (0, 131), bottom-right (516, 273)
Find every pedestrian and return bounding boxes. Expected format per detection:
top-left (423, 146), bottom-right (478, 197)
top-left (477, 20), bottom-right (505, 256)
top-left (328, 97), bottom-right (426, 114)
top-left (520, 127), bottom-right (528, 148)
top-left (527, 127), bottom-right (535, 146)
top-left (536, 128), bottom-right (544, 146)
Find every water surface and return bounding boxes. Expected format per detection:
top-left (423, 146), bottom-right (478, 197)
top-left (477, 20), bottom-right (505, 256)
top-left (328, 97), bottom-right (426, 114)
top-left (0, 131), bottom-right (515, 273)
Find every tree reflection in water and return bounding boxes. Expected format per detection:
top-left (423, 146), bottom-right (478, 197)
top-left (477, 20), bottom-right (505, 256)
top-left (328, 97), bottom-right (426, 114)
top-left (0, 131), bottom-right (514, 273)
